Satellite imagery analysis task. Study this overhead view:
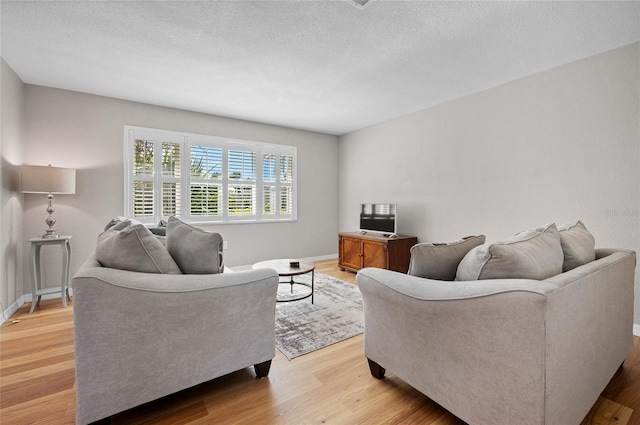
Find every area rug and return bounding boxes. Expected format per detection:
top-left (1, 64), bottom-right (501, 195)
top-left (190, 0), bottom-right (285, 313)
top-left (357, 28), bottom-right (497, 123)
top-left (275, 272), bottom-right (363, 360)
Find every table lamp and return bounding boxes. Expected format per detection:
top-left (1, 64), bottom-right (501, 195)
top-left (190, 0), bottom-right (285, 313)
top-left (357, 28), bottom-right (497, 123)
top-left (21, 164), bottom-right (76, 239)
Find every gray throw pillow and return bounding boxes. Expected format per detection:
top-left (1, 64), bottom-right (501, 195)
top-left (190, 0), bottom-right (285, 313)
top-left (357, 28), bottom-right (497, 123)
top-left (408, 235), bottom-right (486, 281)
top-left (557, 220), bottom-right (595, 272)
top-left (456, 223), bottom-right (564, 281)
top-left (148, 227), bottom-right (167, 237)
top-left (96, 224), bottom-right (182, 274)
top-left (104, 216), bottom-right (142, 231)
top-left (111, 220), bottom-right (132, 231)
top-left (166, 216), bottom-right (224, 274)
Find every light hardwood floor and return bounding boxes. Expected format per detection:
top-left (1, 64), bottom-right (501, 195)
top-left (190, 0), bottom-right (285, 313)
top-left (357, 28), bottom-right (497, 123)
top-left (1, 259), bottom-right (638, 424)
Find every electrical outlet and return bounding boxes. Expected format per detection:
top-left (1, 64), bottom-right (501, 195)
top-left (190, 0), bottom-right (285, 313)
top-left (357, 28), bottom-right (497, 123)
top-left (223, 241), bottom-right (228, 250)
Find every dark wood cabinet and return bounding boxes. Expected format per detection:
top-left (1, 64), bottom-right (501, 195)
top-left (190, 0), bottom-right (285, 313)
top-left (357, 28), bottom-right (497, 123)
top-left (338, 232), bottom-right (417, 273)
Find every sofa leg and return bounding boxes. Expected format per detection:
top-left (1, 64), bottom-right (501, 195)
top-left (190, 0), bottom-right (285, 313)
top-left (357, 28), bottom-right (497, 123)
top-left (367, 358), bottom-right (386, 379)
top-left (254, 360), bottom-right (272, 378)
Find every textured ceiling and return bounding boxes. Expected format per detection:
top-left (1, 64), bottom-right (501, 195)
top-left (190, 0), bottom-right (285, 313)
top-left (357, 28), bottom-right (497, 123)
top-left (2, 1), bottom-right (639, 135)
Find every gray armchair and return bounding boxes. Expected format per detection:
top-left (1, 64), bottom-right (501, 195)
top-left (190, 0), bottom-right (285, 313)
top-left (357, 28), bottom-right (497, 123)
top-left (73, 254), bottom-right (278, 425)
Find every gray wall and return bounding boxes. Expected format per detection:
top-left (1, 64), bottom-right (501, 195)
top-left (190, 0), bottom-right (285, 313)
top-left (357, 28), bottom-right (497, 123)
top-left (339, 43), bottom-right (640, 324)
top-left (22, 86), bottom-right (339, 284)
top-left (5, 42), bottom-right (639, 327)
top-left (0, 58), bottom-right (25, 316)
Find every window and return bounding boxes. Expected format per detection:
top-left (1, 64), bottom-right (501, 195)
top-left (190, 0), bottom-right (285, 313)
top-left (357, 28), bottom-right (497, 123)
top-left (190, 146), bottom-right (222, 218)
top-left (124, 126), bottom-right (297, 224)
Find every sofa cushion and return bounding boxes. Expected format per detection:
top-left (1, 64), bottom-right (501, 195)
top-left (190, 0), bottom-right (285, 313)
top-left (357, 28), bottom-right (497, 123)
top-left (96, 224), bottom-right (182, 274)
top-left (104, 216), bottom-right (142, 231)
top-left (558, 220), bottom-right (595, 272)
top-left (166, 216), bottom-right (224, 274)
top-left (456, 223), bottom-right (563, 281)
top-left (408, 235), bottom-right (486, 281)
top-left (111, 219), bottom-right (132, 231)
top-left (148, 219), bottom-right (168, 237)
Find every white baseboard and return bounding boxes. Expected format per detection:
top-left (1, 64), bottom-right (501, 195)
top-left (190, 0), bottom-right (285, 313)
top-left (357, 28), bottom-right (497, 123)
top-left (1, 296), bottom-right (25, 325)
top-left (303, 253), bottom-right (339, 262)
top-left (634, 324), bottom-right (640, 337)
top-left (1, 289), bottom-right (74, 325)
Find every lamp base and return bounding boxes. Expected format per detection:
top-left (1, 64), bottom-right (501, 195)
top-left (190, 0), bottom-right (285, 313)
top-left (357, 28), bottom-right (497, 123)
top-left (42, 194), bottom-right (59, 239)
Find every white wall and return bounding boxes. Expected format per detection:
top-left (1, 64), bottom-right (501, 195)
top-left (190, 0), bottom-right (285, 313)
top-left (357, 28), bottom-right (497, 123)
top-left (0, 58), bottom-right (25, 318)
top-left (339, 43), bottom-right (640, 322)
top-left (23, 86), bottom-right (339, 284)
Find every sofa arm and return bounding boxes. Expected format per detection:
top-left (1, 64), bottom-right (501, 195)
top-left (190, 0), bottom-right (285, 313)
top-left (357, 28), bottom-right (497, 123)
top-left (73, 253), bottom-right (274, 292)
top-left (596, 247), bottom-right (637, 260)
top-left (356, 268), bottom-right (553, 425)
top-left (357, 267), bottom-right (558, 300)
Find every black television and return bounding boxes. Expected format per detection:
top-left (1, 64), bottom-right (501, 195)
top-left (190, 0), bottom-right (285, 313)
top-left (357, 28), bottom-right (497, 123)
top-left (359, 203), bottom-right (397, 236)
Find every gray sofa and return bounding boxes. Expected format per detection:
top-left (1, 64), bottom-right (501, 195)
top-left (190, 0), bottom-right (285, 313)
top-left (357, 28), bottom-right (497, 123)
top-left (73, 254), bottom-right (278, 424)
top-left (73, 218), bottom-right (279, 424)
top-left (357, 223), bottom-right (636, 425)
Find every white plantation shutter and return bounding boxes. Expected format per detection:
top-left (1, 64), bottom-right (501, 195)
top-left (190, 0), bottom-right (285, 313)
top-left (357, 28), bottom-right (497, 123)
top-left (162, 183), bottom-right (180, 216)
top-left (161, 142), bottom-right (181, 217)
top-left (263, 154), bottom-right (276, 182)
top-left (228, 149), bottom-right (256, 218)
top-left (228, 149), bottom-right (255, 181)
top-left (133, 140), bottom-right (154, 176)
top-left (228, 184), bottom-right (256, 217)
top-left (131, 139), bottom-right (154, 218)
top-left (133, 181), bottom-right (154, 217)
top-left (279, 153), bottom-right (294, 217)
top-left (263, 153), bottom-right (276, 217)
top-left (125, 126), bottom-right (296, 224)
top-left (190, 183), bottom-right (221, 216)
top-left (263, 185), bottom-right (276, 215)
top-left (259, 148), bottom-right (295, 220)
top-left (280, 186), bottom-right (292, 215)
top-left (280, 154), bottom-right (293, 183)
top-left (190, 146), bottom-right (222, 218)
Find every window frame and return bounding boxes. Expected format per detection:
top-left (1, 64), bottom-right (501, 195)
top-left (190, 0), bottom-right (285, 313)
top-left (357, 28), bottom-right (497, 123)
top-left (124, 126), bottom-right (297, 225)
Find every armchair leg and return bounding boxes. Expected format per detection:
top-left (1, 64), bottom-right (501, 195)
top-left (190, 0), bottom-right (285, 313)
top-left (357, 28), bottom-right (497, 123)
top-left (367, 358), bottom-right (386, 379)
top-left (254, 360), bottom-right (272, 378)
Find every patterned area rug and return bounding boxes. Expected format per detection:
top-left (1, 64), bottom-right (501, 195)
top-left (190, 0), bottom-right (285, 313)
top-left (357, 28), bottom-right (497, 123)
top-left (275, 271), bottom-right (363, 360)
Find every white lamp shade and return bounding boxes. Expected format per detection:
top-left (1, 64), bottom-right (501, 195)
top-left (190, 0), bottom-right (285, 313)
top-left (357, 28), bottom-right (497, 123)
top-left (21, 165), bottom-right (76, 194)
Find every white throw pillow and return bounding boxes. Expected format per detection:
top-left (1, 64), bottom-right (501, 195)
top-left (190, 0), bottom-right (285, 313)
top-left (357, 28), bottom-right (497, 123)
top-left (456, 223), bottom-right (564, 281)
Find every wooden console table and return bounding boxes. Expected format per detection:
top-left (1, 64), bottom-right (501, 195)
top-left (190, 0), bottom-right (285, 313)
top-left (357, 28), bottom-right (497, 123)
top-left (338, 232), bottom-right (417, 273)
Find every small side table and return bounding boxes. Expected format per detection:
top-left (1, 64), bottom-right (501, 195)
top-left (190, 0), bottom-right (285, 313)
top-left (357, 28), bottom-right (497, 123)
top-left (252, 259), bottom-right (315, 304)
top-left (28, 236), bottom-right (72, 313)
